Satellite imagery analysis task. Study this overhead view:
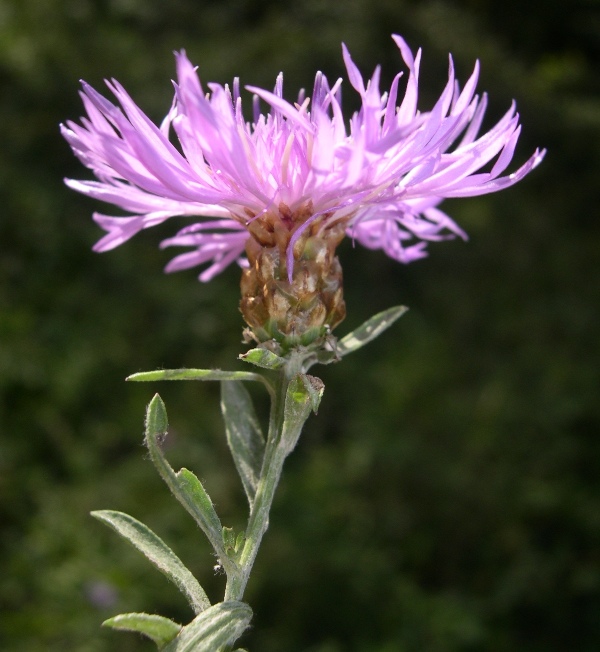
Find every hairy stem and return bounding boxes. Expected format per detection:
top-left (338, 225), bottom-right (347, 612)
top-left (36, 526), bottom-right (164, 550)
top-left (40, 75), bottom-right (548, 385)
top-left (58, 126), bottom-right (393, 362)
top-left (224, 368), bottom-right (298, 602)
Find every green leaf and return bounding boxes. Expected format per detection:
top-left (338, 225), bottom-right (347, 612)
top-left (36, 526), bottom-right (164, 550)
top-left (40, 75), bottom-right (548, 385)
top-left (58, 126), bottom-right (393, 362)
top-left (103, 613), bottom-right (181, 649)
top-left (337, 305), bottom-right (408, 356)
top-left (220, 381), bottom-right (265, 506)
top-left (127, 368), bottom-right (273, 394)
top-left (280, 375), bottom-right (315, 455)
top-left (91, 510), bottom-right (210, 615)
top-left (222, 526), bottom-right (236, 551)
top-left (301, 374), bottom-right (325, 414)
top-left (144, 395), bottom-right (226, 561)
top-left (145, 391), bottom-right (169, 436)
top-left (162, 601), bottom-right (252, 652)
top-left (234, 531), bottom-right (246, 553)
top-left (239, 347), bottom-right (285, 370)
top-left (175, 468), bottom-right (224, 540)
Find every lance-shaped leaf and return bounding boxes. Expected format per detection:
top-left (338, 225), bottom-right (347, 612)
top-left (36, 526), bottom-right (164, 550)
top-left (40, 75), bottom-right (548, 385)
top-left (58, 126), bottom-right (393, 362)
top-left (162, 601), bottom-right (252, 652)
top-left (280, 375), bottom-right (318, 455)
top-left (144, 395), bottom-right (226, 561)
top-left (127, 368), bottom-right (273, 395)
top-left (239, 347), bottom-right (285, 370)
top-left (103, 613), bottom-right (181, 649)
top-left (221, 381), bottom-right (265, 507)
top-left (337, 305), bottom-right (408, 356)
top-left (91, 511), bottom-right (210, 614)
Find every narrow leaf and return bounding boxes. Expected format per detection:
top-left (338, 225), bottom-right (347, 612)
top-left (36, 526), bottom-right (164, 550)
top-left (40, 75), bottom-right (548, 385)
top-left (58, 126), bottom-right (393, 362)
top-left (239, 347), bottom-right (285, 370)
top-left (163, 601), bottom-right (252, 652)
top-left (281, 375), bottom-right (314, 455)
top-left (221, 381), bottom-right (265, 506)
top-left (103, 613), bottom-right (181, 649)
top-left (144, 395), bottom-right (225, 559)
top-left (338, 305), bottom-right (408, 356)
top-left (127, 368), bottom-right (273, 394)
top-left (175, 469), bottom-right (224, 541)
top-left (91, 510), bottom-right (210, 615)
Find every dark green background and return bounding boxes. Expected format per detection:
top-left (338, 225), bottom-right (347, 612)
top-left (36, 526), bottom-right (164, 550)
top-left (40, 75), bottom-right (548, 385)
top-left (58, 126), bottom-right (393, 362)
top-left (1, 0), bottom-right (598, 650)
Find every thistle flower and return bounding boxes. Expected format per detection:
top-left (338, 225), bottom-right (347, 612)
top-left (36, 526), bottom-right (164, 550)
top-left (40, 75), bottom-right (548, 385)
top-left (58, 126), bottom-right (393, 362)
top-left (62, 35), bottom-right (544, 347)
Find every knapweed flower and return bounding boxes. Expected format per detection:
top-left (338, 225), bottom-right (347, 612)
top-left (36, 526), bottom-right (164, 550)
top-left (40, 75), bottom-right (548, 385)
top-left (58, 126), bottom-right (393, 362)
top-left (62, 34), bottom-right (544, 347)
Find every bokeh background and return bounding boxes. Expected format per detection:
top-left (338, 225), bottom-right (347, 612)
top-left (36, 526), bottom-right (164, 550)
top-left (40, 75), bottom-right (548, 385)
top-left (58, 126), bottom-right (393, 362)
top-left (1, 0), bottom-right (599, 650)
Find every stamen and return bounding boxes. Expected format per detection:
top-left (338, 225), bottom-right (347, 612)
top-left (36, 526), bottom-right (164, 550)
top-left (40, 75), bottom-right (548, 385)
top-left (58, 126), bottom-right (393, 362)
top-left (306, 133), bottom-right (314, 168)
top-left (236, 123), bottom-right (264, 183)
top-left (281, 133), bottom-right (295, 186)
top-left (294, 96), bottom-right (311, 116)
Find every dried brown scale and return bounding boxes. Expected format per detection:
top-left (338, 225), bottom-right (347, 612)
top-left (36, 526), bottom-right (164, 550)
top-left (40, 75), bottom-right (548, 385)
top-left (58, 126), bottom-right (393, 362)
top-left (240, 203), bottom-right (347, 349)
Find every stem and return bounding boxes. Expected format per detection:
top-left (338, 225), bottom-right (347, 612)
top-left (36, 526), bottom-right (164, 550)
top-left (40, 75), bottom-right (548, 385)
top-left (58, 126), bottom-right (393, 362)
top-left (224, 369), bottom-right (294, 601)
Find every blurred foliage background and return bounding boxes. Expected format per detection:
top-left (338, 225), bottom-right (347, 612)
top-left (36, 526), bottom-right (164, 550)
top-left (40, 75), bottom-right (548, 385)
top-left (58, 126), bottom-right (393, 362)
top-left (1, 0), bottom-right (599, 650)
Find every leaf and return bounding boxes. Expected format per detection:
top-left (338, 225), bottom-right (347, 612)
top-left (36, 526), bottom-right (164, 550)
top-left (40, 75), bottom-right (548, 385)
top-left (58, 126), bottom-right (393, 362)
top-left (144, 395), bottom-right (226, 560)
top-left (239, 347), bottom-right (285, 370)
top-left (175, 468), bottom-right (224, 542)
top-left (301, 375), bottom-right (325, 414)
top-left (337, 305), bottom-right (408, 356)
top-left (221, 381), bottom-right (265, 506)
top-left (162, 601), bottom-right (252, 652)
top-left (145, 391), bottom-right (169, 436)
top-left (91, 510), bottom-right (210, 615)
top-left (280, 375), bottom-right (315, 455)
top-left (127, 368), bottom-right (273, 394)
top-left (234, 531), bottom-right (246, 553)
top-left (222, 526), bottom-right (236, 552)
top-left (102, 613), bottom-right (181, 649)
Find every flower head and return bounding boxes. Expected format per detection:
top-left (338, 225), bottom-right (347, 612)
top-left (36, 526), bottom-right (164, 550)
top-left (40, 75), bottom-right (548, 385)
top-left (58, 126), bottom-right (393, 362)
top-left (63, 35), bottom-right (544, 346)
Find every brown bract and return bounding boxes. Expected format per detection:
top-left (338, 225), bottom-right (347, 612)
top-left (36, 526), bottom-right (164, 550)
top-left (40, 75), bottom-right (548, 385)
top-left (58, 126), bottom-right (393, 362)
top-left (240, 202), bottom-right (347, 349)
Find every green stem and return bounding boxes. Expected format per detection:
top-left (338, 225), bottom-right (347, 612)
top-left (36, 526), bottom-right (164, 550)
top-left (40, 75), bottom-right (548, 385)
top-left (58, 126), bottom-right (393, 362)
top-left (224, 369), bottom-right (296, 602)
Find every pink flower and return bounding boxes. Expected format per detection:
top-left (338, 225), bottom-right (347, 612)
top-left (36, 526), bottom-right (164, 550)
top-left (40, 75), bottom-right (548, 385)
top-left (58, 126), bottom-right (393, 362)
top-left (62, 35), bottom-right (545, 282)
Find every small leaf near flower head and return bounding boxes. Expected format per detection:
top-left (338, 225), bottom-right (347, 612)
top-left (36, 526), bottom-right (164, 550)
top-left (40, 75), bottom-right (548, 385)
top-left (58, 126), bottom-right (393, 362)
top-left (338, 305), bottom-right (409, 357)
top-left (239, 347), bottom-right (286, 370)
top-left (280, 375), bottom-right (320, 455)
top-left (102, 613), bottom-right (181, 649)
top-left (301, 374), bottom-right (325, 414)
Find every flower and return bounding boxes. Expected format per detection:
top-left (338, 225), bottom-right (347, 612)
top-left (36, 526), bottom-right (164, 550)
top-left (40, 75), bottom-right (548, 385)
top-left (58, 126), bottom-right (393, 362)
top-left (63, 35), bottom-right (545, 348)
top-left (62, 34), bottom-right (545, 285)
